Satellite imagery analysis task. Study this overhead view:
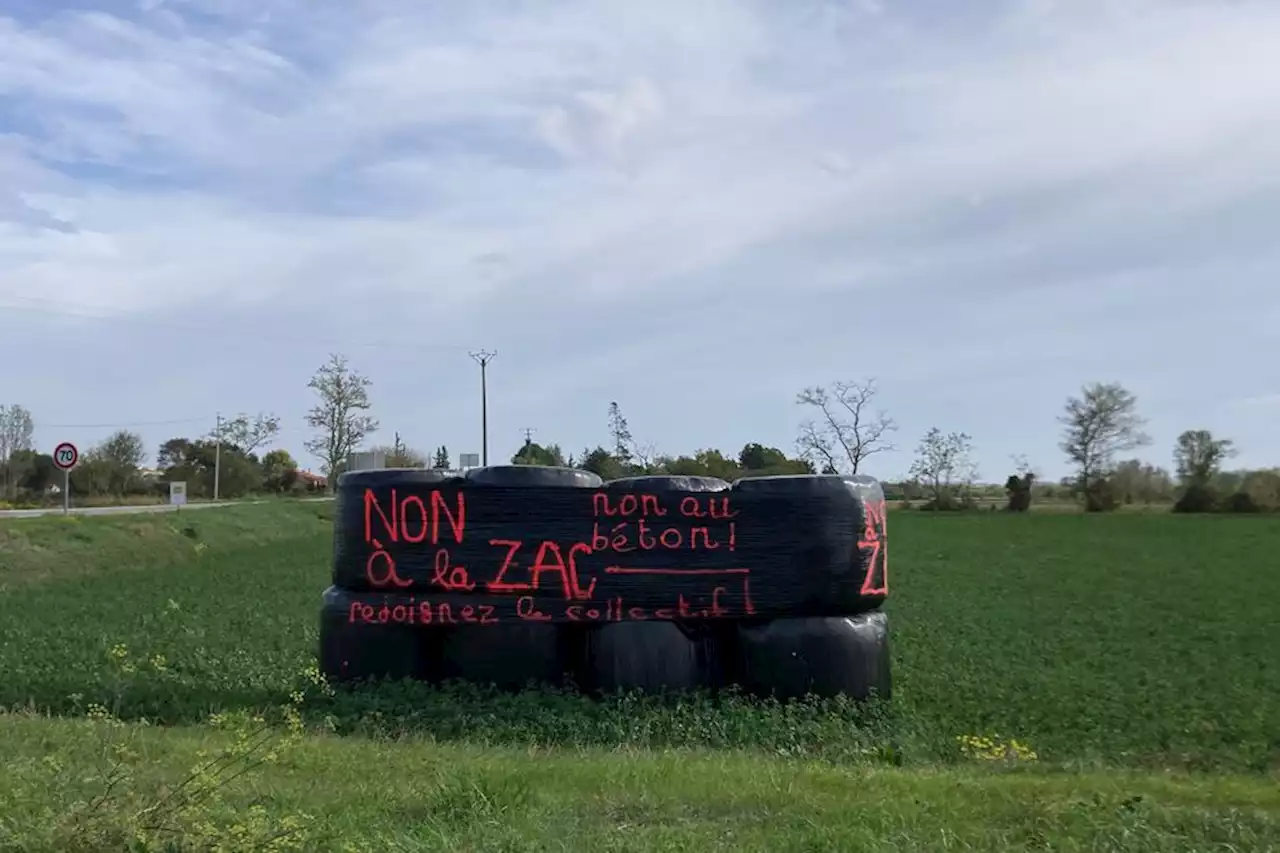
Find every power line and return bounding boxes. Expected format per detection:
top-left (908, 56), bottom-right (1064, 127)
top-left (469, 349), bottom-right (496, 466)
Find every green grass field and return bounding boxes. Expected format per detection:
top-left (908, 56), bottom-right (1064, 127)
top-left (1, 503), bottom-right (1277, 851)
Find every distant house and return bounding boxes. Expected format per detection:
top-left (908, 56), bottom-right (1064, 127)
top-left (296, 470), bottom-right (327, 491)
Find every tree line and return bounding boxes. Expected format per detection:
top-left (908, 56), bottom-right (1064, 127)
top-left (1, 354), bottom-right (1276, 513)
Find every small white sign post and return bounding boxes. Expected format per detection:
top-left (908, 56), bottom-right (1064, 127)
top-left (52, 442), bottom-right (79, 516)
top-left (169, 481), bottom-right (188, 509)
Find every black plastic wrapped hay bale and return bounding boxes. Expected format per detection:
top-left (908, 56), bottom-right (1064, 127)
top-left (734, 611), bottom-right (891, 700)
top-left (324, 464), bottom-right (601, 687)
top-left (319, 586), bottom-right (423, 683)
top-left (605, 474), bottom-right (732, 493)
top-left (584, 475), bottom-right (734, 694)
top-left (463, 465), bottom-right (603, 488)
top-left (728, 473), bottom-right (887, 615)
top-left (322, 468), bottom-right (462, 684)
top-left (331, 467), bottom-right (462, 590)
top-left (729, 474), bottom-right (891, 700)
top-left (428, 620), bottom-right (581, 690)
top-left (320, 464), bottom-right (893, 699)
top-left (432, 465), bottom-right (600, 689)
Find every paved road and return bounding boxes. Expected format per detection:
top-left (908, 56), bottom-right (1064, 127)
top-left (0, 497), bottom-right (332, 520)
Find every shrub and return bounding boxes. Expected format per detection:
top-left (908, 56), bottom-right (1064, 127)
top-left (1221, 491), bottom-right (1262, 514)
top-left (1084, 478), bottom-right (1118, 513)
top-left (1239, 470), bottom-right (1280, 512)
top-left (1004, 474), bottom-right (1033, 512)
top-left (1173, 483), bottom-right (1218, 514)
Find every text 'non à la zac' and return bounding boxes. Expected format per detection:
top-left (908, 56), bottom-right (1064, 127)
top-left (358, 488), bottom-right (743, 600)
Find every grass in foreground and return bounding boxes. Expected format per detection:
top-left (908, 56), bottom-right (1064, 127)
top-left (3, 712), bottom-right (1278, 852)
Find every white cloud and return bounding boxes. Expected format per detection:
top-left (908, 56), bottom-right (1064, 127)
top-left (537, 76), bottom-right (665, 164)
top-left (1, 0), bottom-right (1278, 476)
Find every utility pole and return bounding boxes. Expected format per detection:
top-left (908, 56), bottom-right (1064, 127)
top-left (522, 427), bottom-right (535, 445)
top-left (469, 349), bottom-right (496, 466)
top-left (213, 412), bottom-right (222, 501)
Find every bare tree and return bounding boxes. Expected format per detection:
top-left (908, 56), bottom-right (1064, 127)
top-left (214, 412), bottom-right (281, 454)
top-left (304, 354), bottom-right (379, 487)
top-left (795, 379), bottom-right (897, 474)
top-left (0, 404), bottom-right (35, 499)
top-left (371, 432), bottom-right (428, 468)
top-left (1173, 429), bottom-right (1236, 487)
top-left (1059, 382), bottom-right (1150, 503)
top-left (605, 401), bottom-right (655, 470)
top-left (909, 427), bottom-right (978, 509)
top-left (630, 440), bottom-right (657, 471)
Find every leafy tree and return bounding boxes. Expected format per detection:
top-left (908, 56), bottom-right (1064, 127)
top-left (11, 450), bottom-right (56, 497)
top-left (1059, 382), bottom-right (1150, 512)
top-left (157, 437), bottom-right (194, 470)
top-left (738, 443), bottom-right (786, 471)
top-left (1171, 429), bottom-right (1236, 514)
top-left (1173, 430), bottom-right (1236, 487)
top-left (795, 379), bottom-right (897, 474)
top-left (686, 449), bottom-right (741, 480)
top-left (0, 404), bottom-right (35, 499)
top-left (158, 438), bottom-right (200, 499)
top-left (304, 353), bottom-right (379, 487)
top-left (737, 442), bottom-right (814, 476)
top-left (214, 412), bottom-right (280, 454)
top-left (908, 427), bottom-right (977, 511)
top-left (577, 446), bottom-right (628, 481)
top-left (512, 441), bottom-right (567, 467)
top-left (433, 446), bottom-right (451, 469)
top-left (91, 430), bottom-right (147, 495)
top-left (261, 449), bottom-right (299, 494)
top-left (158, 437), bottom-right (259, 499)
top-left (207, 449), bottom-right (261, 499)
top-left (69, 458), bottom-right (112, 497)
top-left (658, 449), bottom-right (743, 481)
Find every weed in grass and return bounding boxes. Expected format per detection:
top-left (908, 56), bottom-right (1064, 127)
top-left (956, 733), bottom-right (1039, 763)
top-left (2, 668), bottom-right (325, 852)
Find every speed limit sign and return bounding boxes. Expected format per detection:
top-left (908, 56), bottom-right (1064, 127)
top-left (53, 442), bottom-right (79, 471)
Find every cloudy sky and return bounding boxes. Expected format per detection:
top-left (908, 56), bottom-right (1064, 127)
top-left (2, 0), bottom-right (1277, 480)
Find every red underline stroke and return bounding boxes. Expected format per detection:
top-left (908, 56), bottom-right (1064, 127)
top-left (603, 567), bottom-right (751, 576)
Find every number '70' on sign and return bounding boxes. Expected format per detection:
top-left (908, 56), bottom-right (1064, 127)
top-left (53, 442), bottom-right (79, 471)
